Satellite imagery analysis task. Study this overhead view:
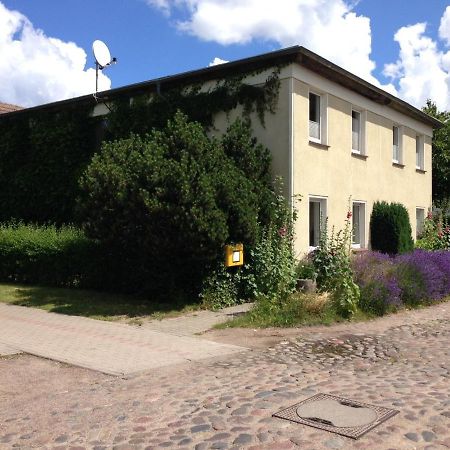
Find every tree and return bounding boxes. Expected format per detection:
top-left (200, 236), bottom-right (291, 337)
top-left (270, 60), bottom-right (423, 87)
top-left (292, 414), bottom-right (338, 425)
top-left (77, 112), bottom-right (275, 298)
top-left (422, 100), bottom-right (450, 203)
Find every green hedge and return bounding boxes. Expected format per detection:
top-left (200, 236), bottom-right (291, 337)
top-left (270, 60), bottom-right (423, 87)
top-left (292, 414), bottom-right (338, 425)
top-left (0, 223), bottom-right (103, 288)
top-left (370, 201), bottom-right (414, 254)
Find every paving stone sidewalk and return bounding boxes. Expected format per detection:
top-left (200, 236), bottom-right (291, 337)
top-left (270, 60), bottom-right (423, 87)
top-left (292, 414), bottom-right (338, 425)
top-left (0, 303), bottom-right (246, 375)
top-left (0, 301), bottom-right (449, 449)
top-left (142, 303), bottom-right (253, 336)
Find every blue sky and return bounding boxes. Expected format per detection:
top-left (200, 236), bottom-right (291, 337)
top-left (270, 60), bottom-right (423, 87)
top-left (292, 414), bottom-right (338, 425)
top-left (1, 0), bottom-right (449, 109)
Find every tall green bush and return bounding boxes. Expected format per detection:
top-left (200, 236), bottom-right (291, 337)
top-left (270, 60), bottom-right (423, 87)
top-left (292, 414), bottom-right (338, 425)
top-left (370, 201), bottom-right (414, 254)
top-left (78, 112), bottom-right (275, 298)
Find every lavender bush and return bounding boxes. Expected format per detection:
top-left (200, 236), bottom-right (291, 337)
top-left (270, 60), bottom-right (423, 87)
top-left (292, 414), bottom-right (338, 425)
top-left (352, 249), bottom-right (450, 315)
top-left (352, 252), bottom-right (401, 315)
top-left (396, 250), bottom-right (450, 304)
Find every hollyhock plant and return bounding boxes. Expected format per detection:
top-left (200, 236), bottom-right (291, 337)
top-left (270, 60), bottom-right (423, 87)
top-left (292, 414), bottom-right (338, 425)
top-left (416, 211), bottom-right (450, 250)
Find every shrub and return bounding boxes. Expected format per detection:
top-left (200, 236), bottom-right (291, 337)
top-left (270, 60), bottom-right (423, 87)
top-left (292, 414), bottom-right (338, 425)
top-left (310, 212), bottom-right (360, 317)
top-left (352, 249), bottom-right (450, 314)
top-left (78, 112), bottom-right (275, 298)
top-left (0, 223), bottom-right (101, 288)
top-left (416, 211), bottom-right (450, 250)
top-left (352, 252), bottom-right (402, 315)
top-left (199, 264), bottom-right (242, 310)
top-left (296, 259), bottom-right (317, 280)
top-left (370, 201), bottom-right (414, 254)
top-left (396, 250), bottom-right (450, 305)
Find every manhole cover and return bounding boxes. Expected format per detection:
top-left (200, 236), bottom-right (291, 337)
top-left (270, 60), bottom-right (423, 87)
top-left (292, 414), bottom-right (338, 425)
top-left (273, 393), bottom-right (398, 439)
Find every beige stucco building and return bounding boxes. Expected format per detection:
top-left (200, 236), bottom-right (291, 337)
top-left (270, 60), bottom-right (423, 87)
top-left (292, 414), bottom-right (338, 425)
top-left (212, 47), bottom-right (440, 256)
top-left (3, 46), bottom-right (440, 256)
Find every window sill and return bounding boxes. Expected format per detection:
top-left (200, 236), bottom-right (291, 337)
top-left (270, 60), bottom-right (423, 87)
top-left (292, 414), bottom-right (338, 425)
top-left (309, 140), bottom-right (330, 150)
top-left (416, 168), bottom-right (426, 174)
top-left (351, 151), bottom-right (368, 160)
top-left (352, 247), bottom-right (368, 254)
top-left (392, 162), bottom-right (405, 168)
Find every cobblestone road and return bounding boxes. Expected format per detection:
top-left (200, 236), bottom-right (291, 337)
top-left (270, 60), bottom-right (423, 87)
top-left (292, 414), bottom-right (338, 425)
top-left (0, 302), bottom-right (449, 449)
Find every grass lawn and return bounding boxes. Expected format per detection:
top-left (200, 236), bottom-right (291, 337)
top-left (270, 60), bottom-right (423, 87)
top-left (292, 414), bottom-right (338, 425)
top-left (215, 292), bottom-right (373, 329)
top-left (0, 283), bottom-right (201, 323)
top-left (216, 292), bottom-right (450, 329)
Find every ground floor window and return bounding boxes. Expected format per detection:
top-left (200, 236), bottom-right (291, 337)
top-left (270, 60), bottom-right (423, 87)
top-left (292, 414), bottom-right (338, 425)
top-left (416, 208), bottom-right (425, 238)
top-left (309, 197), bottom-right (327, 247)
top-left (352, 201), bottom-right (366, 247)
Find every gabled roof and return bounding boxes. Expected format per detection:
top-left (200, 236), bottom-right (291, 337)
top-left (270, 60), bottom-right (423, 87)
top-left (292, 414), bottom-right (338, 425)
top-left (0, 46), bottom-right (442, 128)
top-left (0, 102), bottom-right (22, 114)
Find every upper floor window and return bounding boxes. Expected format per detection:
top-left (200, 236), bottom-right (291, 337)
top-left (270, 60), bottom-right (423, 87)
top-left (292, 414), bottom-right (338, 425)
top-left (416, 135), bottom-right (424, 170)
top-left (351, 108), bottom-right (366, 155)
top-left (309, 91), bottom-right (327, 145)
top-left (309, 92), bottom-right (321, 141)
top-left (352, 110), bottom-right (361, 153)
top-left (392, 125), bottom-right (402, 163)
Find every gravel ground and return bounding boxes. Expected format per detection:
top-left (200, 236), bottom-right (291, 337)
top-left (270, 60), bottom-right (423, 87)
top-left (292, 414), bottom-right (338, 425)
top-left (0, 301), bottom-right (449, 449)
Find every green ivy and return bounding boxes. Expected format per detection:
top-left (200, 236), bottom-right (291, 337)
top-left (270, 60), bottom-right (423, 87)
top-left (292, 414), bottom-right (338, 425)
top-left (0, 67), bottom-right (282, 225)
top-left (105, 68), bottom-right (281, 140)
top-left (0, 106), bottom-right (99, 224)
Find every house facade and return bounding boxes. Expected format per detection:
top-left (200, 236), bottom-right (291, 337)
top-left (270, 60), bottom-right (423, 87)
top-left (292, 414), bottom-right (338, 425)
top-left (211, 48), bottom-right (439, 256)
top-left (0, 46), bottom-right (440, 255)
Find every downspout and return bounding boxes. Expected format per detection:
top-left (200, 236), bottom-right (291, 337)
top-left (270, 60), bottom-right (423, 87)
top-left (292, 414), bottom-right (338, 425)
top-left (288, 76), bottom-right (294, 207)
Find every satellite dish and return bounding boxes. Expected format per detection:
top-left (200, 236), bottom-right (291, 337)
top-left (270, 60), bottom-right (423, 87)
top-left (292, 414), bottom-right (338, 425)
top-left (93, 40), bottom-right (112, 68)
top-left (92, 39), bottom-right (117, 94)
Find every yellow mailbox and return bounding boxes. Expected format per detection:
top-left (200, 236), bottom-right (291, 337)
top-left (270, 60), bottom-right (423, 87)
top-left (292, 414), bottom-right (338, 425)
top-left (225, 243), bottom-right (244, 267)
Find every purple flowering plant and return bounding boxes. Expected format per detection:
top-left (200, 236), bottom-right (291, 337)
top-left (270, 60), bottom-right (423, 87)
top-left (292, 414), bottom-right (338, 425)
top-left (351, 249), bottom-right (450, 315)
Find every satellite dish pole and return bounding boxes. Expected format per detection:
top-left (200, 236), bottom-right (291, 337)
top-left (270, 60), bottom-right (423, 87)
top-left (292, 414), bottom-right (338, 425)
top-left (92, 40), bottom-right (117, 95)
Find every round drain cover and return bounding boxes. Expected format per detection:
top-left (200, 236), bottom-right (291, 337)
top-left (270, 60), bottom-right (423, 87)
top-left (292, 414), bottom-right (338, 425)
top-left (296, 399), bottom-right (377, 428)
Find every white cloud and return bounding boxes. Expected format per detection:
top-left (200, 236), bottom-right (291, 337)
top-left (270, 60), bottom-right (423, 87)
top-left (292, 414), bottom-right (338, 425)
top-left (383, 21), bottom-right (450, 110)
top-left (208, 57), bottom-right (228, 66)
top-left (439, 6), bottom-right (450, 47)
top-left (0, 2), bottom-right (111, 107)
top-left (147, 0), bottom-right (397, 93)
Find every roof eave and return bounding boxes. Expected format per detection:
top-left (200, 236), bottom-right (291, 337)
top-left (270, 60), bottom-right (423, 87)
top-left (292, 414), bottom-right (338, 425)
top-left (0, 45), bottom-right (443, 129)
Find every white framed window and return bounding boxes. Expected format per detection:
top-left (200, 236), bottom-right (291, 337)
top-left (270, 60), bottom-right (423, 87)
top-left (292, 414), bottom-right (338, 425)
top-left (416, 208), bottom-right (425, 238)
top-left (352, 201), bottom-right (366, 248)
top-left (309, 91), bottom-right (328, 144)
top-left (351, 108), bottom-right (366, 155)
top-left (309, 196), bottom-right (327, 248)
top-left (392, 125), bottom-right (403, 163)
top-left (416, 135), bottom-right (424, 170)
top-left (352, 110), bottom-right (361, 152)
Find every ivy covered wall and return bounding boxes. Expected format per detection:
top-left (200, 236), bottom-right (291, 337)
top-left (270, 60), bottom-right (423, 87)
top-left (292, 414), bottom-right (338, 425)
top-left (0, 107), bottom-right (99, 224)
top-left (0, 67), bottom-right (281, 225)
